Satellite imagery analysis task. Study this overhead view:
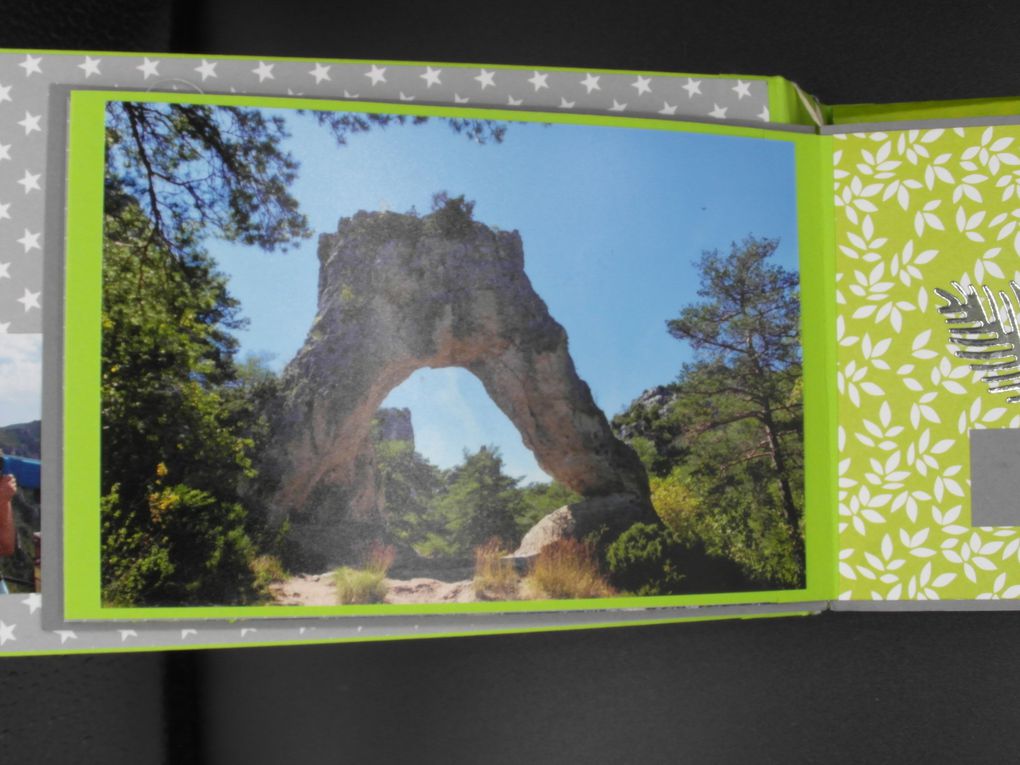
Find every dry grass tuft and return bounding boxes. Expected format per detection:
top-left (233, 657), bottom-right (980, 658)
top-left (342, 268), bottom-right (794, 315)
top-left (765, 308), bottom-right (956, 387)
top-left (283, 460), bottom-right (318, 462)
top-left (335, 541), bottom-right (398, 605)
top-left (525, 538), bottom-right (615, 599)
top-left (473, 538), bottom-right (519, 600)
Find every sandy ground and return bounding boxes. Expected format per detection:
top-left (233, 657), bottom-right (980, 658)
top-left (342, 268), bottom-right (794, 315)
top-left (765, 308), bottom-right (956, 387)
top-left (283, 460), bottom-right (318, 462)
top-left (270, 572), bottom-right (477, 605)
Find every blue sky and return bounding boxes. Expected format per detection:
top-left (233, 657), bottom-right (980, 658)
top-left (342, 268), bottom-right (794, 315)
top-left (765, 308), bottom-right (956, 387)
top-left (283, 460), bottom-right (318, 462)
top-left (208, 109), bottom-right (798, 483)
top-left (0, 334), bottom-right (42, 427)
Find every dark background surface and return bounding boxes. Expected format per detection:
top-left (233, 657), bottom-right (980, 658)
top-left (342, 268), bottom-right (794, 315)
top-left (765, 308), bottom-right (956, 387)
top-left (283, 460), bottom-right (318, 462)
top-left (2, 1), bottom-right (1020, 762)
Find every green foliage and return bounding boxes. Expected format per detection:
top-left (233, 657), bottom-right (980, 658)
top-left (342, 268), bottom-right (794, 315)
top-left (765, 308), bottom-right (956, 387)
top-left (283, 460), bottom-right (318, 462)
top-left (605, 522), bottom-right (688, 596)
top-left (517, 481), bottom-right (582, 534)
top-left (427, 446), bottom-right (527, 558)
top-left (101, 478), bottom-right (258, 606)
top-left (648, 468), bottom-right (701, 540)
top-left (612, 236), bottom-right (805, 589)
top-left (374, 438), bottom-right (443, 549)
top-left (106, 102), bottom-right (311, 259)
top-left (251, 554), bottom-right (287, 594)
top-left (605, 521), bottom-right (758, 596)
top-left (99, 204), bottom-right (271, 605)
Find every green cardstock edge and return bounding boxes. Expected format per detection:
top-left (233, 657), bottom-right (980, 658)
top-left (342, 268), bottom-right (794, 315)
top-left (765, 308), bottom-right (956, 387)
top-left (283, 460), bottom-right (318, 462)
top-left (62, 89), bottom-right (835, 621)
top-left (830, 96), bottom-right (1020, 125)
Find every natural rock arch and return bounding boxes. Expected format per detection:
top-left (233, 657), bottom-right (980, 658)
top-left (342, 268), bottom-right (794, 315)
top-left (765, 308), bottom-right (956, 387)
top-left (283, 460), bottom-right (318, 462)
top-left (269, 208), bottom-right (654, 567)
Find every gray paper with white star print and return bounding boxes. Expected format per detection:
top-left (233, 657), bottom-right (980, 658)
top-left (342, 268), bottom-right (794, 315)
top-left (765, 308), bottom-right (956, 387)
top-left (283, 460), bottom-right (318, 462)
top-left (1, 51), bottom-right (776, 654)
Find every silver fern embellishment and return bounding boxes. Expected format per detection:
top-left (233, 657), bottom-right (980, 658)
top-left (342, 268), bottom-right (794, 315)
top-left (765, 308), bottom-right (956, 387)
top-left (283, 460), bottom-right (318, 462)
top-left (934, 280), bottom-right (1020, 403)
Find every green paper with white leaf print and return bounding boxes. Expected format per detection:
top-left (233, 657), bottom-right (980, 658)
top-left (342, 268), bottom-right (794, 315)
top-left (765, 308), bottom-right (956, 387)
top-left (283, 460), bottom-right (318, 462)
top-left (835, 125), bottom-right (1020, 602)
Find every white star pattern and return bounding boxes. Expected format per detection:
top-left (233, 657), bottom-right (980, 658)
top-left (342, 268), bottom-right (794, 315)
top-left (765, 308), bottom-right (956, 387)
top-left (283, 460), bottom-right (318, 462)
top-left (17, 229), bottom-right (40, 253)
top-left (181, 629), bottom-right (198, 639)
top-left (365, 65), bottom-right (387, 85)
top-left (659, 102), bottom-right (678, 115)
top-left (19, 55), bottom-right (41, 77)
top-left (118, 629), bottom-right (138, 642)
top-left (420, 66), bottom-right (442, 88)
top-left (0, 82), bottom-right (11, 103)
top-left (609, 100), bottom-right (627, 112)
top-left (708, 103), bottom-right (728, 119)
top-left (136, 58), bottom-right (160, 79)
top-left (17, 288), bottom-right (40, 311)
top-left (507, 95), bottom-right (523, 106)
top-left (20, 593), bottom-right (41, 614)
top-left (632, 76), bottom-right (652, 95)
top-left (0, 621), bottom-right (15, 645)
top-left (252, 61), bottom-right (275, 82)
top-left (78, 56), bottom-right (101, 78)
top-left (454, 93), bottom-right (469, 104)
top-left (474, 69), bottom-right (496, 89)
top-left (55, 631), bottom-right (77, 645)
top-left (18, 111), bottom-right (41, 135)
top-left (758, 105), bottom-right (770, 122)
top-left (195, 60), bottom-right (218, 81)
top-left (17, 171), bottom-right (40, 194)
top-left (0, 263), bottom-right (10, 280)
top-left (559, 97), bottom-right (575, 109)
top-left (732, 80), bottom-right (751, 99)
top-left (682, 78), bottom-right (702, 98)
top-left (580, 73), bottom-right (601, 93)
top-left (309, 63), bottom-right (331, 84)
top-left (0, 143), bottom-right (10, 162)
top-left (398, 92), bottom-right (415, 101)
top-left (528, 71), bottom-right (549, 91)
top-left (343, 90), bottom-right (359, 99)
top-left (0, 202), bottom-right (9, 219)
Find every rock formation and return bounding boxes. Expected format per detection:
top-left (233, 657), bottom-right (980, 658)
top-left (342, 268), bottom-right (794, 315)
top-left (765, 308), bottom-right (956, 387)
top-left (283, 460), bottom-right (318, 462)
top-left (270, 207), bottom-right (653, 568)
top-left (375, 407), bottom-right (414, 444)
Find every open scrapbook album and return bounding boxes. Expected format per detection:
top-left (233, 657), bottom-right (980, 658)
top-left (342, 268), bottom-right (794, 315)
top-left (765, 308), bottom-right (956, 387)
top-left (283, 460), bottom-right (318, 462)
top-left (1, 48), bottom-right (1019, 655)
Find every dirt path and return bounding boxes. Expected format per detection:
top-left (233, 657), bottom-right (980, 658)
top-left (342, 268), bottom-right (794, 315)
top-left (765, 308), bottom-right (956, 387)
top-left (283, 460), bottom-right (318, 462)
top-left (269, 573), bottom-right (339, 606)
top-left (270, 572), bottom-right (477, 606)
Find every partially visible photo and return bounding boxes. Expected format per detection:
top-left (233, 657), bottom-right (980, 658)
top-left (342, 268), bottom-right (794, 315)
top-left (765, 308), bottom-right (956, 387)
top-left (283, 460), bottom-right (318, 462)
top-left (0, 333), bottom-right (42, 594)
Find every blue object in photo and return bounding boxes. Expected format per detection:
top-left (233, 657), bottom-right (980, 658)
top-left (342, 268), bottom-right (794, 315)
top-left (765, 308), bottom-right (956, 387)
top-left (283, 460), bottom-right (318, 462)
top-left (2, 455), bottom-right (41, 490)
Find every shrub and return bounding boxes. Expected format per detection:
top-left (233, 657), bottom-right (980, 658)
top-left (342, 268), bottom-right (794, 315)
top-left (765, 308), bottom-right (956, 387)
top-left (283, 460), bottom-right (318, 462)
top-left (649, 469), bottom-right (701, 543)
top-left (427, 191), bottom-right (476, 238)
top-left (605, 522), bottom-right (687, 596)
top-left (334, 541), bottom-right (397, 605)
top-left (473, 538), bottom-right (519, 600)
top-left (334, 567), bottom-right (388, 605)
top-left (251, 554), bottom-right (287, 594)
top-left (606, 521), bottom-right (757, 596)
top-left (101, 481), bottom-right (259, 607)
top-left (525, 538), bottom-right (615, 599)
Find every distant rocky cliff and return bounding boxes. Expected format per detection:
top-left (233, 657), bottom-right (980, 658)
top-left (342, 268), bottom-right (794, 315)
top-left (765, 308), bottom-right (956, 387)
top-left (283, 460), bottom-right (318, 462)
top-left (0, 420), bottom-right (41, 459)
top-left (375, 407), bottom-right (414, 446)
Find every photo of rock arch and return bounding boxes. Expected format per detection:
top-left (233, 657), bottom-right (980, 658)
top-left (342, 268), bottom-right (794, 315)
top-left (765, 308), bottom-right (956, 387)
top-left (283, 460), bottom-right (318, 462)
top-left (98, 98), bottom-right (804, 607)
